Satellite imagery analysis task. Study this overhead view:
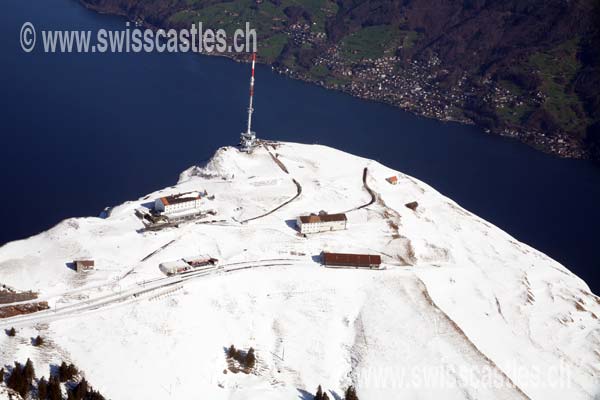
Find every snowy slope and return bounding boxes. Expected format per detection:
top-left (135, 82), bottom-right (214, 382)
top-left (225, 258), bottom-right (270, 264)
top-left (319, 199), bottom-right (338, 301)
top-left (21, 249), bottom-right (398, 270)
top-left (0, 142), bottom-right (599, 400)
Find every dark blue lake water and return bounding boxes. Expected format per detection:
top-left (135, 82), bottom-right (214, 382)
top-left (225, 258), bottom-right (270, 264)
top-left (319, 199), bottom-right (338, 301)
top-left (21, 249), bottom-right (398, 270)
top-left (1, 0), bottom-right (599, 292)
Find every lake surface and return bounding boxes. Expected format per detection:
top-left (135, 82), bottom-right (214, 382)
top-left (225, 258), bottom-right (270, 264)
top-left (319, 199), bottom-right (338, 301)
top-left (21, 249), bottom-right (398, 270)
top-left (2, 0), bottom-right (599, 292)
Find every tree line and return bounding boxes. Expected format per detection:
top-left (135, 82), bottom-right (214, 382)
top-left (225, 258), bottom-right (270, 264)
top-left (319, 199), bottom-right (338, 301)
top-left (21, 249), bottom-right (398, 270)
top-left (1, 357), bottom-right (106, 399)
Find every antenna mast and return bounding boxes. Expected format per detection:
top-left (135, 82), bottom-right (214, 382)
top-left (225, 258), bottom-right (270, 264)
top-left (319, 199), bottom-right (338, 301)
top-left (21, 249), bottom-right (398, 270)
top-left (240, 52), bottom-right (257, 151)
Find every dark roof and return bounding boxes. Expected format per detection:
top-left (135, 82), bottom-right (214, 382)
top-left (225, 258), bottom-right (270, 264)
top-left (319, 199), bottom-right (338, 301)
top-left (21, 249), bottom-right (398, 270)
top-left (322, 252), bottom-right (381, 267)
top-left (160, 192), bottom-right (202, 206)
top-left (299, 213), bottom-right (347, 224)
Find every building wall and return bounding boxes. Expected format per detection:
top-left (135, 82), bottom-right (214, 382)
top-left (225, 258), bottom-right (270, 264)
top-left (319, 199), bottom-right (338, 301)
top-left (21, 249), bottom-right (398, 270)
top-left (75, 262), bottom-right (94, 272)
top-left (297, 219), bottom-right (346, 234)
top-left (324, 262), bottom-right (381, 269)
top-left (158, 198), bottom-right (202, 214)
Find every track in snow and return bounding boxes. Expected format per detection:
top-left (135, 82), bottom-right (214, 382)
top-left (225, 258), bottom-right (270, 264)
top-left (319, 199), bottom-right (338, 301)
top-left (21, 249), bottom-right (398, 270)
top-left (0, 259), bottom-right (302, 328)
top-left (341, 167), bottom-right (376, 214)
top-left (241, 179), bottom-right (302, 223)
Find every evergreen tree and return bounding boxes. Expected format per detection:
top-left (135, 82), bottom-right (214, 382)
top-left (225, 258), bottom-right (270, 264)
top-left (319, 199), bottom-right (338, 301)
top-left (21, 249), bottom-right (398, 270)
top-left (69, 364), bottom-right (78, 379)
top-left (227, 345), bottom-right (237, 359)
top-left (24, 358), bottom-right (35, 383)
top-left (78, 378), bottom-right (89, 397)
top-left (7, 327), bottom-right (16, 337)
top-left (87, 388), bottom-right (106, 400)
top-left (344, 385), bottom-right (359, 400)
top-left (58, 361), bottom-right (78, 382)
top-left (315, 385), bottom-right (323, 400)
top-left (245, 347), bottom-right (256, 369)
top-left (7, 361), bottom-right (29, 399)
top-left (322, 393), bottom-right (330, 400)
top-left (69, 377), bottom-right (89, 400)
top-left (48, 376), bottom-right (62, 400)
top-left (38, 376), bottom-right (49, 400)
top-left (58, 361), bottom-right (68, 382)
top-left (6, 363), bottom-right (19, 388)
top-left (34, 335), bottom-right (44, 346)
top-left (6, 362), bottom-right (20, 388)
top-left (0, 368), bottom-right (4, 383)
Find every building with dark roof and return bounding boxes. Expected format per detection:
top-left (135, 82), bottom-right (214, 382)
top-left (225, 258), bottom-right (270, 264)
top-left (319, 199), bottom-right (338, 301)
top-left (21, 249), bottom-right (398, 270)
top-left (322, 252), bottom-right (382, 269)
top-left (296, 213), bottom-right (347, 234)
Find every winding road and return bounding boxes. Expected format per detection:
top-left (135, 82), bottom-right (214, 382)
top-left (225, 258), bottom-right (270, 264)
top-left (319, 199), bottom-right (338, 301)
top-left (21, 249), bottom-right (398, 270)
top-left (240, 145), bottom-right (303, 223)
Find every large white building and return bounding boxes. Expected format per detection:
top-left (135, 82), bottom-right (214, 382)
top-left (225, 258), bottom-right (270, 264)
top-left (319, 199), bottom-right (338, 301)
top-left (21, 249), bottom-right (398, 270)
top-left (154, 192), bottom-right (203, 215)
top-left (296, 213), bottom-right (347, 234)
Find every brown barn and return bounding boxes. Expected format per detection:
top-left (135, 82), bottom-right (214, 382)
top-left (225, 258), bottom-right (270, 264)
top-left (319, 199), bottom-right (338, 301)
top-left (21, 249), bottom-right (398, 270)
top-left (322, 252), bottom-right (382, 269)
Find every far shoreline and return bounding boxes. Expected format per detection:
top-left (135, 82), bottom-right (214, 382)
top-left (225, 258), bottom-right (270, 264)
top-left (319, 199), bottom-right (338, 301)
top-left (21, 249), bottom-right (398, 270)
top-left (75, 0), bottom-right (592, 164)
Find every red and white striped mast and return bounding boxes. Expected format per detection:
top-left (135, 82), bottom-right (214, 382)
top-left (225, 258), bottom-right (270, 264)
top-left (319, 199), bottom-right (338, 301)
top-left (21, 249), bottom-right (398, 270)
top-left (247, 52), bottom-right (256, 136)
top-left (240, 52), bottom-right (257, 151)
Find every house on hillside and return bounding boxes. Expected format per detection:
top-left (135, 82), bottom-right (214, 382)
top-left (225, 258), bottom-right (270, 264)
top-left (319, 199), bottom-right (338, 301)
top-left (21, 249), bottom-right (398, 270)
top-left (154, 192), bottom-right (204, 215)
top-left (296, 212), bottom-right (347, 234)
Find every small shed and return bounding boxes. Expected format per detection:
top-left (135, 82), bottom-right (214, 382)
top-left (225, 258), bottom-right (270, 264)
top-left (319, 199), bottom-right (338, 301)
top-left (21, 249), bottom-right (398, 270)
top-left (75, 260), bottom-right (94, 272)
top-left (405, 201), bottom-right (419, 211)
top-left (386, 176), bottom-right (398, 185)
top-left (159, 259), bottom-right (190, 275)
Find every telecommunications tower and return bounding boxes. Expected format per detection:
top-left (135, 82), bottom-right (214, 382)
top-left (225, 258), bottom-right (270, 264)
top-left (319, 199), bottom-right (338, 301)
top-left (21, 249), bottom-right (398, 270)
top-left (240, 52), bottom-right (257, 151)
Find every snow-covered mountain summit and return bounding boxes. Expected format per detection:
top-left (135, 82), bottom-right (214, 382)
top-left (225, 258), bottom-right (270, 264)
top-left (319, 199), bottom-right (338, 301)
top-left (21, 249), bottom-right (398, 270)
top-left (1, 142), bottom-right (598, 399)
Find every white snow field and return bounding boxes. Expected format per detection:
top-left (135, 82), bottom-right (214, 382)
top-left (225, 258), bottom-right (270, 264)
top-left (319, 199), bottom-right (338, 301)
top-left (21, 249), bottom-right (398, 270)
top-left (0, 142), bottom-right (599, 400)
